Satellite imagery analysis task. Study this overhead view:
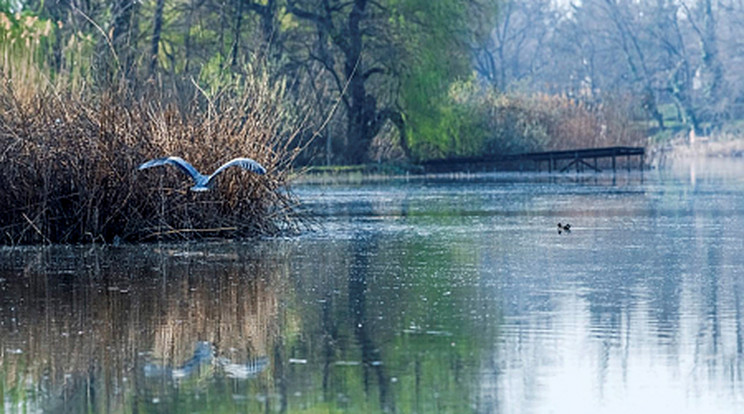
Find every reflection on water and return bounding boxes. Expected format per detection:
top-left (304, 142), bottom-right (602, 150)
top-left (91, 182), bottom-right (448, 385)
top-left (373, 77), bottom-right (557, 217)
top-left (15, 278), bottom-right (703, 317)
top-left (3, 162), bottom-right (744, 413)
top-left (0, 245), bottom-right (283, 413)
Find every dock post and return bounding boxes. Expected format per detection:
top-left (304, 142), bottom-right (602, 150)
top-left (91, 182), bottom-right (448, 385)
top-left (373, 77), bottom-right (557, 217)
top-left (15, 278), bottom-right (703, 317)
top-left (640, 154), bottom-right (644, 171)
top-left (612, 155), bottom-right (616, 174)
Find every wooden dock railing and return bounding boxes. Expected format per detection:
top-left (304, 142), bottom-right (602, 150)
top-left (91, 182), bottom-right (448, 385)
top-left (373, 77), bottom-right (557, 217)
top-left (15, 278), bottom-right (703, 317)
top-left (421, 146), bottom-right (645, 173)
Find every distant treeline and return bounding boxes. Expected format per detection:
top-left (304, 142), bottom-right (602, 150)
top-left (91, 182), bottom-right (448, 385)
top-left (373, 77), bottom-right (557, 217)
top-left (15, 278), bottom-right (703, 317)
top-left (479, 0), bottom-right (744, 141)
top-left (2, 0), bottom-right (656, 169)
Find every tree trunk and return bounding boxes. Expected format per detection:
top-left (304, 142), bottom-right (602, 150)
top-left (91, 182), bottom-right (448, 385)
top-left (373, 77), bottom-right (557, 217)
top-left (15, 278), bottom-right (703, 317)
top-left (246, 0), bottom-right (278, 48)
top-left (183, 0), bottom-right (196, 73)
top-left (231, 0), bottom-right (244, 68)
top-left (218, 0), bottom-right (227, 68)
top-left (603, 0), bottom-right (664, 130)
top-left (287, 0), bottom-right (395, 165)
top-left (149, 0), bottom-right (165, 77)
top-left (345, 0), bottom-right (373, 164)
top-left (668, 60), bottom-right (700, 133)
top-left (700, 0), bottom-right (725, 124)
top-left (110, 0), bottom-right (138, 85)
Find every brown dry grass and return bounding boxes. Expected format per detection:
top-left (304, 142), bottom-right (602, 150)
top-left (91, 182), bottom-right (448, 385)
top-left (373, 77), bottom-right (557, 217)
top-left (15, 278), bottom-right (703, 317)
top-left (481, 93), bottom-right (646, 155)
top-left (535, 93), bottom-right (647, 151)
top-left (0, 73), bottom-right (303, 244)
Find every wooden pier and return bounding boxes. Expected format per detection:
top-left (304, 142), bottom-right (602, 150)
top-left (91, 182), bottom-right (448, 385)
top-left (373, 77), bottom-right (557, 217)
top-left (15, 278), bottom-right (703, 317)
top-left (422, 146), bottom-right (645, 173)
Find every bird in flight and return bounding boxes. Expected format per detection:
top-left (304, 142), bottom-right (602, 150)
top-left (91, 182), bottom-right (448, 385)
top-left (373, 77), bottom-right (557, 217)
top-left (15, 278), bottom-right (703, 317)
top-left (138, 156), bottom-right (266, 192)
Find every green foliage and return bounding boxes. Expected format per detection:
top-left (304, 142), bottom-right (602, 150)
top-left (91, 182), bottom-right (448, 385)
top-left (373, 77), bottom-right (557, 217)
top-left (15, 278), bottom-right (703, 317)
top-left (389, 0), bottom-right (501, 161)
top-left (403, 79), bottom-right (547, 160)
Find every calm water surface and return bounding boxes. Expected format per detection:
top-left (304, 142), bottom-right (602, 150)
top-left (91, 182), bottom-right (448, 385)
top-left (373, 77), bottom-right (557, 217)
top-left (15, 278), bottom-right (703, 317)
top-left (2, 160), bottom-right (744, 413)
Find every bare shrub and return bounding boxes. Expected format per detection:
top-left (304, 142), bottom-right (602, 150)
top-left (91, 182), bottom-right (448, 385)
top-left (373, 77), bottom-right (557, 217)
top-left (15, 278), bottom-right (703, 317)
top-left (481, 92), bottom-right (646, 155)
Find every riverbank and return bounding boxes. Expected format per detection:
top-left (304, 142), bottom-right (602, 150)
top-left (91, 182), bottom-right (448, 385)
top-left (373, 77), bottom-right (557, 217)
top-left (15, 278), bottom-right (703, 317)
top-left (648, 132), bottom-right (744, 169)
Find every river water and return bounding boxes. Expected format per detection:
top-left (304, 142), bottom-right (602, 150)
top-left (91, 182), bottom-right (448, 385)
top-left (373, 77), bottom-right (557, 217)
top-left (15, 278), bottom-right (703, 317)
top-left (2, 160), bottom-right (744, 413)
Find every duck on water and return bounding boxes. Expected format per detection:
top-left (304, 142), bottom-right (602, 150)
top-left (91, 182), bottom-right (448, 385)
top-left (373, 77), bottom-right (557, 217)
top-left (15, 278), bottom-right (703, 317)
top-left (557, 223), bottom-right (571, 234)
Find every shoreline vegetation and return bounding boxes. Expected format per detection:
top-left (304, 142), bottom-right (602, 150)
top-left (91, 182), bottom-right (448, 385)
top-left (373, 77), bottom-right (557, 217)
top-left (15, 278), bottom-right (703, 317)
top-left (0, 70), bottom-right (305, 245)
top-left (0, 62), bottom-right (712, 246)
top-left (1, 65), bottom-right (738, 246)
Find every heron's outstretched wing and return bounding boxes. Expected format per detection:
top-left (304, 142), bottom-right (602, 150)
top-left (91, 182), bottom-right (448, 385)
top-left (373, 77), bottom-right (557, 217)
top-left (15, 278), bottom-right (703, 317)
top-left (207, 157), bottom-right (266, 184)
top-left (138, 156), bottom-right (202, 182)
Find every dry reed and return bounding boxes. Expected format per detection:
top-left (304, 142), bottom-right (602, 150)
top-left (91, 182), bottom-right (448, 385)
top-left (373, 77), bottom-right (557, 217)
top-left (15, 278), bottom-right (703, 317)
top-left (479, 92), bottom-right (646, 155)
top-left (0, 72), bottom-right (304, 244)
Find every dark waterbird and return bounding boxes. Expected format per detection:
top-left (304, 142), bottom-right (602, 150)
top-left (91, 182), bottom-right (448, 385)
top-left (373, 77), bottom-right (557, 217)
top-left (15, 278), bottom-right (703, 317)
top-left (557, 222), bottom-right (571, 234)
top-left (138, 156), bottom-right (266, 192)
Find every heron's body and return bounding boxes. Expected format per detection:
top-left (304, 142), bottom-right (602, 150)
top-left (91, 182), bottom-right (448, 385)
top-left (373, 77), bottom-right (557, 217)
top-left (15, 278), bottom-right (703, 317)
top-left (138, 156), bottom-right (266, 191)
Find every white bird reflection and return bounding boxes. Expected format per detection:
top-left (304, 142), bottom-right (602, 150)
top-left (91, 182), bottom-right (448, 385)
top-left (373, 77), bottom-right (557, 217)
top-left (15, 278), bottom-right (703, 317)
top-left (144, 341), bottom-right (269, 380)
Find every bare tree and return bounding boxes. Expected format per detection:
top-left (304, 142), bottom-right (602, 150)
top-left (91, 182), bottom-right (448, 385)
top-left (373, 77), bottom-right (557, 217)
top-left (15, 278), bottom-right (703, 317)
top-left (479, 0), bottom-right (744, 133)
top-left (286, 0), bottom-right (405, 164)
top-left (475, 0), bottom-right (554, 91)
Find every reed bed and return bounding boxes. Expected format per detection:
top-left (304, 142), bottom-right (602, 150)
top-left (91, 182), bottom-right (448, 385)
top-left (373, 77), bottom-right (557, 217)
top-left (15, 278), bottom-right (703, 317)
top-left (0, 74), bottom-right (303, 244)
top-left (480, 93), bottom-right (646, 155)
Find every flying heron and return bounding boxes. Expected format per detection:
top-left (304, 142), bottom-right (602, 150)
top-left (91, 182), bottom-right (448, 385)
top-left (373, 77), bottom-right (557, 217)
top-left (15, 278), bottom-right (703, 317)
top-left (138, 156), bottom-right (266, 192)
